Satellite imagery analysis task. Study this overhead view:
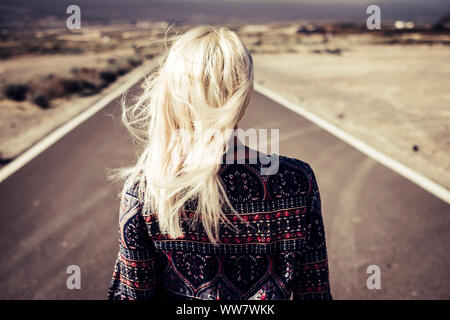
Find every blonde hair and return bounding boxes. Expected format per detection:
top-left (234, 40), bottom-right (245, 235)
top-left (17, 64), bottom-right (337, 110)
top-left (117, 26), bottom-right (254, 244)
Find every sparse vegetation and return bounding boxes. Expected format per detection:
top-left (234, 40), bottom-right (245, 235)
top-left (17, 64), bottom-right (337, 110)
top-left (1, 54), bottom-right (150, 109)
top-left (31, 94), bottom-right (50, 109)
top-left (3, 84), bottom-right (29, 101)
top-left (99, 70), bottom-right (117, 83)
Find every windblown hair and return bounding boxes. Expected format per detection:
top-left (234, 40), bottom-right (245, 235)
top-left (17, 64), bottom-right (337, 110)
top-left (116, 26), bottom-right (254, 244)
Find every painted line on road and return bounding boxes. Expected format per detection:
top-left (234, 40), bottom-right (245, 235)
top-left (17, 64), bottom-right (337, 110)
top-left (254, 82), bottom-right (450, 204)
top-left (0, 59), bottom-right (159, 184)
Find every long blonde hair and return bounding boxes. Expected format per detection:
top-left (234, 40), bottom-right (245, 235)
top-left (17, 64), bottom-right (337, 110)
top-left (117, 26), bottom-right (254, 244)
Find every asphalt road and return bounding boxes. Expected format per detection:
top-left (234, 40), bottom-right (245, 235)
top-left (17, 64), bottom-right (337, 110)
top-left (0, 82), bottom-right (449, 299)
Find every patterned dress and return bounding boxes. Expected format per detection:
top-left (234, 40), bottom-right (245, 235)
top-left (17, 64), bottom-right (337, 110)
top-left (107, 155), bottom-right (332, 300)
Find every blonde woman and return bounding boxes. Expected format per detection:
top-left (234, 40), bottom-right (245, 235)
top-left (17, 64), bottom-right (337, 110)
top-left (107, 26), bottom-right (331, 300)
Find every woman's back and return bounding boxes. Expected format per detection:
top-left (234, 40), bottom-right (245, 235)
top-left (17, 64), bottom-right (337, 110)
top-left (108, 155), bottom-right (331, 300)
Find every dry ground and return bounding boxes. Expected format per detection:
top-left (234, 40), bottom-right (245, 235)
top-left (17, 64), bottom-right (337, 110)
top-left (251, 35), bottom-right (450, 189)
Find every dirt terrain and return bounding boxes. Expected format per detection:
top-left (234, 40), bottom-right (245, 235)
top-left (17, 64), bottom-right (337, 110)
top-left (252, 37), bottom-right (450, 189)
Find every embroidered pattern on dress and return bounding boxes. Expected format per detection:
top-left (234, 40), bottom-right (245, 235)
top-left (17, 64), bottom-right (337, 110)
top-left (107, 156), bottom-right (331, 300)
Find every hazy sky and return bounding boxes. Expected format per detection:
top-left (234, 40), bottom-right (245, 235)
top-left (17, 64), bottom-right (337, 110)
top-left (1, 0), bottom-right (448, 26)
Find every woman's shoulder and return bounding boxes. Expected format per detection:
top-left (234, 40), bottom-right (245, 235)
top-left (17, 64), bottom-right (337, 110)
top-left (277, 154), bottom-right (313, 171)
top-left (219, 152), bottom-right (314, 175)
top-left (124, 182), bottom-right (140, 198)
top-left (269, 154), bottom-right (317, 195)
top-left (269, 154), bottom-right (316, 181)
top-left (219, 154), bottom-right (317, 202)
top-left (122, 181), bottom-right (145, 208)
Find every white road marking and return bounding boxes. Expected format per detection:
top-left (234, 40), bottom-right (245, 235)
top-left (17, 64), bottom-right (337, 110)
top-left (254, 82), bottom-right (450, 204)
top-left (0, 59), bottom-right (159, 184)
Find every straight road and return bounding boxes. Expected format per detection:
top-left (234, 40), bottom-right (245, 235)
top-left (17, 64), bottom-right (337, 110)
top-left (0, 81), bottom-right (449, 299)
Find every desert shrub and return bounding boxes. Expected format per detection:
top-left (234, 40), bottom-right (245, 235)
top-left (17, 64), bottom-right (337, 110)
top-left (69, 68), bottom-right (104, 95)
top-left (64, 78), bottom-right (100, 96)
top-left (127, 57), bottom-right (143, 67)
top-left (115, 64), bottom-right (132, 76)
top-left (100, 70), bottom-right (117, 83)
top-left (43, 78), bottom-right (66, 98)
top-left (63, 79), bottom-right (82, 93)
top-left (79, 80), bottom-right (100, 96)
top-left (29, 77), bottom-right (66, 101)
top-left (325, 48), bottom-right (342, 55)
top-left (32, 94), bottom-right (50, 109)
top-left (3, 83), bottom-right (29, 101)
top-left (62, 79), bottom-right (83, 93)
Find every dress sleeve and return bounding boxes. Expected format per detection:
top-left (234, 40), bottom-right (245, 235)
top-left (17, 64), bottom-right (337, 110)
top-left (107, 189), bottom-right (159, 300)
top-left (293, 165), bottom-right (332, 300)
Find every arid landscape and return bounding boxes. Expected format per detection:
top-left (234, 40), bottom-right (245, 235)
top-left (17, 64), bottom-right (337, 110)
top-left (1, 21), bottom-right (449, 190)
top-left (0, 23), bottom-right (167, 162)
top-left (248, 28), bottom-right (450, 189)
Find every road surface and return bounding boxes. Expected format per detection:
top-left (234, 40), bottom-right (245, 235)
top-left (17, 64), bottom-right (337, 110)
top-left (0, 80), bottom-right (449, 299)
